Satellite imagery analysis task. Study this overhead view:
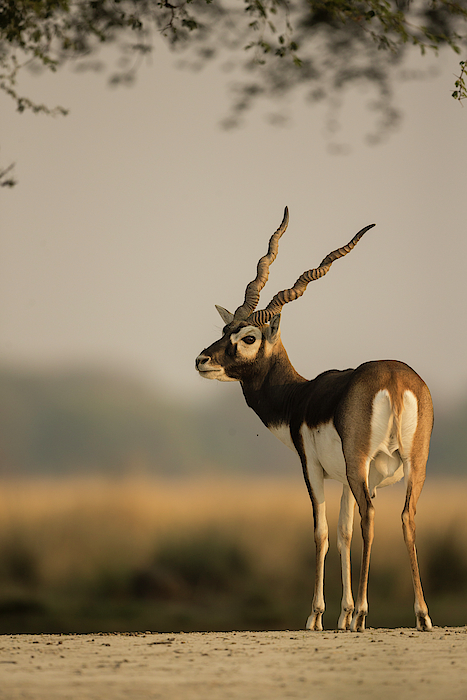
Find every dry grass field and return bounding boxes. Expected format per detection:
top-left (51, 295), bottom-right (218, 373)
top-left (0, 476), bottom-right (466, 634)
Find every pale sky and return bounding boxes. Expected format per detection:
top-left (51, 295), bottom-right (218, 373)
top-left (1, 40), bottom-right (466, 411)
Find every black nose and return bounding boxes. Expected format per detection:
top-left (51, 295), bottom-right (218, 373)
top-left (195, 354), bottom-right (209, 370)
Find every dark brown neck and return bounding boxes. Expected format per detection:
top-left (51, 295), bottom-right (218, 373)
top-left (240, 341), bottom-right (307, 427)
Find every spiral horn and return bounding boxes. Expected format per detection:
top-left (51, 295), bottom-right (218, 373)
top-left (247, 223), bottom-right (375, 327)
top-left (233, 207), bottom-right (290, 321)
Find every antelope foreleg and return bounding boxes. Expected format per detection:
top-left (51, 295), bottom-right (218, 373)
top-left (305, 501), bottom-right (329, 631)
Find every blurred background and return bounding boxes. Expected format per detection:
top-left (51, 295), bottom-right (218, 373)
top-left (1, 2), bottom-right (467, 633)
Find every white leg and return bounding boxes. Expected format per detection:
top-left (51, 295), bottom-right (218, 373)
top-left (337, 484), bottom-right (356, 630)
top-left (305, 473), bottom-right (329, 631)
top-left (346, 460), bottom-right (374, 633)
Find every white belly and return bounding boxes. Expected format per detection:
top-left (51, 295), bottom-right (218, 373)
top-left (302, 422), bottom-right (348, 483)
top-left (269, 421), bottom-right (348, 483)
top-left (269, 405), bottom-right (406, 494)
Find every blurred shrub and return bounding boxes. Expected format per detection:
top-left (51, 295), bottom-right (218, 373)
top-left (1, 477), bottom-right (467, 633)
top-left (0, 537), bottom-right (39, 588)
top-left (131, 529), bottom-right (251, 600)
top-left (424, 529), bottom-right (467, 595)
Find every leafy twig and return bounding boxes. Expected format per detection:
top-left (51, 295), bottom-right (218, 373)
top-left (0, 163), bottom-right (16, 188)
top-left (452, 60), bottom-right (467, 102)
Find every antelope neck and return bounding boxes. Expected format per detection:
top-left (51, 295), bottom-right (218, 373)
top-left (240, 350), bottom-right (306, 428)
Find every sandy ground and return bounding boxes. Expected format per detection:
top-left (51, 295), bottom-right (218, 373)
top-left (1, 627), bottom-right (467, 700)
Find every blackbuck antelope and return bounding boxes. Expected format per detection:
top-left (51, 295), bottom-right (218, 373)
top-left (195, 207), bottom-right (433, 633)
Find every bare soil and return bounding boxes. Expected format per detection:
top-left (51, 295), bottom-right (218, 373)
top-left (1, 627), bottom-right (467, 700)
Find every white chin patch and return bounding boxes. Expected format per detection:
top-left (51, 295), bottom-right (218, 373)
top-left (198, 368), bottom-right (237, 382)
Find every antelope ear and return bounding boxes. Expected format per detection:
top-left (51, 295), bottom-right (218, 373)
top-left (215, 305), bottom-right (234, 324)
top-left (267, 314), bottom-right (281, 342)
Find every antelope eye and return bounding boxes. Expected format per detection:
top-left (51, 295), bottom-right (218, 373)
top-left (242, 335), bottom-right (256, 345)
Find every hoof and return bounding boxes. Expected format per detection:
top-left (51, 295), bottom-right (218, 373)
top-left (416, 613), bottom-right (433, 631)
top-left (306, 612), bottom-right (324, 631)
top-left (338, 609), bottom-right (354, 631)
top-left (350, 611), bottom-right (366, 632)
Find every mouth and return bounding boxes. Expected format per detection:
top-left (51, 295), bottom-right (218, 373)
top-left (197, 367), bottom-right (222, 377)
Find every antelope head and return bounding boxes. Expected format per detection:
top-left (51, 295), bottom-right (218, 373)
top-left (195, 208), bottom-right (374, 383)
